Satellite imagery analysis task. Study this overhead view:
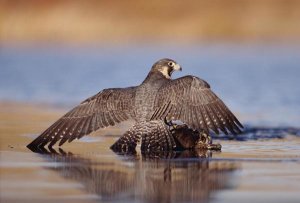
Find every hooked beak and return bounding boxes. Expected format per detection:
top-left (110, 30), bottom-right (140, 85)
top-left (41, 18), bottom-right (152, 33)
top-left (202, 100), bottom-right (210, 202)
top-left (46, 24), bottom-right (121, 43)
top-left (174, 64), bottom-right (182, 71)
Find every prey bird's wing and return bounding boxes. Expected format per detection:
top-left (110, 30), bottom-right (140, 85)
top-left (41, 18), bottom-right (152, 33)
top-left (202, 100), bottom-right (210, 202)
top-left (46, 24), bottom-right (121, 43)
top-left (28, 87), bottom-right (136, 148)
top-left (151, 76), bottom-right (243, 135)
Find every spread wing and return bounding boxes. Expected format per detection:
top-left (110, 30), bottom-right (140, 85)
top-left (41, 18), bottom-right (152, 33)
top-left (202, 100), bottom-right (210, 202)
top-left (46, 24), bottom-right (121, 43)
top-left (27, 87), bottom-right (136, 148)
top-left (151, 76), bottom-right (243, 135)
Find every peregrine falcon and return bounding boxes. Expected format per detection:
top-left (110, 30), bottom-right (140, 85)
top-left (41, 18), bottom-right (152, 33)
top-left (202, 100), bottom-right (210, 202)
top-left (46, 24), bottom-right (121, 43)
top-left (27, 58), bottom-right (243, 152)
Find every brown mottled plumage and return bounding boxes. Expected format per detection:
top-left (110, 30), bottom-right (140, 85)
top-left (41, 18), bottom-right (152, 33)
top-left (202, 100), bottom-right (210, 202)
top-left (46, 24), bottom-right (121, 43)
top-left (27, 58), bottom-right (243, 151)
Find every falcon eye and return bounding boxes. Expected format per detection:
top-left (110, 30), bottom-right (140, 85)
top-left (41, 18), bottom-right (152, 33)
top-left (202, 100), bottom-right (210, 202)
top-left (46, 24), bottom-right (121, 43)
top-left (168, 62), bottom-right (175, 68)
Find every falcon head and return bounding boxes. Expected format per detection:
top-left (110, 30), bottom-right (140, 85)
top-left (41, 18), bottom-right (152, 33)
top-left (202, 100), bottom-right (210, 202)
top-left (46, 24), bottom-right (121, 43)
top-left (152, 58), bottom-right (182, 79)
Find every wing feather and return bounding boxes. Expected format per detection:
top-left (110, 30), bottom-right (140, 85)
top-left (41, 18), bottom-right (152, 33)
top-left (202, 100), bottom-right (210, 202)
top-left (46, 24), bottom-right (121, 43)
top-left (210, 103), bottom-right (228, 135)
top-left (28, 87), bottom-right (136, 148)
top-left (152, 76), bottom-right (243, 136)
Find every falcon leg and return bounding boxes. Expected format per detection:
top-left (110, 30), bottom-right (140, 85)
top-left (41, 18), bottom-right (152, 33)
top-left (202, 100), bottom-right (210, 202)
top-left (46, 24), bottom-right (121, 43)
top-left (164, 117), bottom-right (174, 127)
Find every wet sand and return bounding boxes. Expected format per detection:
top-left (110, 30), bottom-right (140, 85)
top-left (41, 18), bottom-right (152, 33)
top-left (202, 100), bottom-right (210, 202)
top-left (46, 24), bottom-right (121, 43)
top-left (1, 102), bottom-right (300, 203)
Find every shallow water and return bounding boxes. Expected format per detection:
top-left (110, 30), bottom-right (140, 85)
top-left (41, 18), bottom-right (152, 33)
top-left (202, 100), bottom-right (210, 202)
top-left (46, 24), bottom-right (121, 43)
top-left (1, 134), bottom-right (300, 203)
top-left (1, 44), bottom-right (300, 203)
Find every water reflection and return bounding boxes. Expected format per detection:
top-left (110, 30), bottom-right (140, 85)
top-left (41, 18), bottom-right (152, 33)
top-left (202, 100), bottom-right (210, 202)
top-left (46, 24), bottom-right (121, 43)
top-left (29, 147), bottom-right (239, 203)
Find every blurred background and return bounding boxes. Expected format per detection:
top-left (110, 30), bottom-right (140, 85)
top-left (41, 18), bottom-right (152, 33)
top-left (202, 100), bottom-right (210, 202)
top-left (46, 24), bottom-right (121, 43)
top-left (0, 0), bottom-right (300, 126)
top-left (1, 0), bottom-right (300, 43)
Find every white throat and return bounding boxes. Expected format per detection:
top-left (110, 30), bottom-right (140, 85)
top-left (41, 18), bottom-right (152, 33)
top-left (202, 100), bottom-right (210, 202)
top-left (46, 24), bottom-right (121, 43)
top-left (160, 68), bottom-right (171, 79)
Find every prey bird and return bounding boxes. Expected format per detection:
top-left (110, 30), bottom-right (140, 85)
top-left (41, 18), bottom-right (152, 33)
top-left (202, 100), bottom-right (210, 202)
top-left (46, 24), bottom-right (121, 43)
top-left (27, 58), bottom-right (243, 152)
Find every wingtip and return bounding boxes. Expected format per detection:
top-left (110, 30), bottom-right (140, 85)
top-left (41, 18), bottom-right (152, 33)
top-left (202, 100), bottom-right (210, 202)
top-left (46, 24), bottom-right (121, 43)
top-left (233, 126), bottom-right (243, 135)
top-left (233, 117), bottom-right (244, 129)
top-left (26, 143), bottom-right (35, 151)
top-left (236, 121), bottom-right (244, 129)
top-left (26, 140), bottom-right (39, 151)
top-left (27, 142), bottom-right (45, 154)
